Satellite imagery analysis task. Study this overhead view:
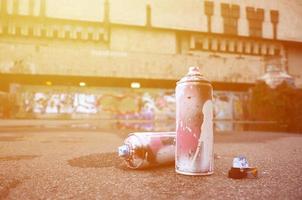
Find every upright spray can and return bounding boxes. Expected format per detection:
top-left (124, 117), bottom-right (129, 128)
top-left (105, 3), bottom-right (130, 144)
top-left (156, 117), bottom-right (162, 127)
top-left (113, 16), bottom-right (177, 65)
top-left (175, 66), bottom-right (214, 175)
top-left (118, 132), bottom-right (175, 169)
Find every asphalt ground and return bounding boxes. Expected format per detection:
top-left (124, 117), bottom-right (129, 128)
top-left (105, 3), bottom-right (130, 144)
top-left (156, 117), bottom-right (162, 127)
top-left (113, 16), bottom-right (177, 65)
top-left (0, 120), bottom-right (301, 199)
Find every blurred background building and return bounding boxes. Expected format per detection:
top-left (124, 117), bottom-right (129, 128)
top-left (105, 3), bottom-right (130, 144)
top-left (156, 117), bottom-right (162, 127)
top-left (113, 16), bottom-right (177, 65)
top-left (0, 0), bottom-right (301, 131)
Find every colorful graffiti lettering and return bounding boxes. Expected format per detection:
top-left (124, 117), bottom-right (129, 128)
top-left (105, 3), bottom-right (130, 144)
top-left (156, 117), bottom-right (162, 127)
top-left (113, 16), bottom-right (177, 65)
top-left (16, 86), bottom-right (176, 121)
top-left (10, 85), bottom-right (247, 131)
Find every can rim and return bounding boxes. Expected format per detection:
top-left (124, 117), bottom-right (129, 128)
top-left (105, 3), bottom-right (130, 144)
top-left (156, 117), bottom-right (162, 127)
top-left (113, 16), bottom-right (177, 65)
top-left (177, 78), bottom-right (211, 85)
top-left (177, 66), bottom-right (211, 85)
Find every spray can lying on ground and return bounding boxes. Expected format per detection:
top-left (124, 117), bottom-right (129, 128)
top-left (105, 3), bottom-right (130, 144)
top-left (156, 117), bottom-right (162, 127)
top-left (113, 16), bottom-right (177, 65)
top-left (118, 132), bottom-right (175, 169)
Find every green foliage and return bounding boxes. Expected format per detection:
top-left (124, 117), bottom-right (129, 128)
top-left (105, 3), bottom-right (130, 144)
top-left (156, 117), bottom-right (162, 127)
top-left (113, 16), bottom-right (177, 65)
top-left (249, 81), bottom-right (302, 133)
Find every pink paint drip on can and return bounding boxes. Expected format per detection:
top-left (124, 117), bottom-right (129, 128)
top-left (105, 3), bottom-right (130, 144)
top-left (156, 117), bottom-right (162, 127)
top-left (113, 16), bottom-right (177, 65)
top-left (175, 66), bottom-right (214, 175)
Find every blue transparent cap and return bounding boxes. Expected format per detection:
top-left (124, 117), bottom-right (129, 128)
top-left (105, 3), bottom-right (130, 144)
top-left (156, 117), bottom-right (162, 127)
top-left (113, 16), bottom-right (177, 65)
top-left (118, 145), bottom-right (130, 158)
top-left (233, 155), bottom-right (249, 168)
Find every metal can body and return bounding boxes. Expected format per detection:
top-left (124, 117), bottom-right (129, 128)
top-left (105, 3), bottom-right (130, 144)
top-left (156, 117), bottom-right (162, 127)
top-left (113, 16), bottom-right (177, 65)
top-left (175, 67), bottom-right (214, 175)
top-left (118, 132), bottom-right (175, 169)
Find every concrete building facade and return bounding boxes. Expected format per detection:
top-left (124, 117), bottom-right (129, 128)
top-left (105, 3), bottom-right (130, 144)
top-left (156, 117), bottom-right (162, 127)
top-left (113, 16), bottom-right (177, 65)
top-left (1, 0), bottom-right (301, 84)
top-left (0, 0), bottom-right (301, 128)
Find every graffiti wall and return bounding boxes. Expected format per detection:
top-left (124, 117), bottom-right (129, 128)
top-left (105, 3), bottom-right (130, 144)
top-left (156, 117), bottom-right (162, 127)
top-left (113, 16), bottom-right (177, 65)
top-left (14, 86), bottom-right (176, 121)
top-left (213, 91), bottom-right (248, 131)
top-left (10, 85), bottom-right (248, 131)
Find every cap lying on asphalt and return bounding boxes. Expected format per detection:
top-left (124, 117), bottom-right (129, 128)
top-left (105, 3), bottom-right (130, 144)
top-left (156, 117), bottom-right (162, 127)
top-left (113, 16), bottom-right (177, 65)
top-left (228, 167), bottom-right (258, 179)
top-left (228, 156), bottom-right (258, 179)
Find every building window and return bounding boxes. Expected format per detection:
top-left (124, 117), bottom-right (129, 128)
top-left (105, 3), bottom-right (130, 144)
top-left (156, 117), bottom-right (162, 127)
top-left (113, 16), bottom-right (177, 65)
top-left (75, 31), bottom-right (80, 39)
top-left (88, 32), bottom-right (93, 40)
top-left (53, 30), bottom-right (58, 38)
top-left (15, 26), bottom-right (21, 35)
top-left (28, 27), bottom-right (34, 37)
top-left (41, 29), bottom-right (47, 37)
top-left (65, 31), bottom-right (71, 40)
top-left (221, 3), bottom-right (240, 35)
top-left (274, 48), bottom-right (280, 56)
top-left (246, 7), bottom-right (264, 38)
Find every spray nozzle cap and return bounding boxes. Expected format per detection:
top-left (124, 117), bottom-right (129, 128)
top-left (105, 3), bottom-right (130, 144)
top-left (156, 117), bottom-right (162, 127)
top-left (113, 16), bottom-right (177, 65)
top-left (177, 66), bottom-right (210, 84)
top-left (188, 66), bottom-right (202, 76)
top-left (118, 145), bottom-right (130, 158)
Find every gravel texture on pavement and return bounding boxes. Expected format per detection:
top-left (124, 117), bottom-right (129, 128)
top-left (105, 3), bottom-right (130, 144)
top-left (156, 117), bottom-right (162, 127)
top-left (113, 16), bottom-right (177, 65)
top-left (0, 127), bottom-right (301, 200)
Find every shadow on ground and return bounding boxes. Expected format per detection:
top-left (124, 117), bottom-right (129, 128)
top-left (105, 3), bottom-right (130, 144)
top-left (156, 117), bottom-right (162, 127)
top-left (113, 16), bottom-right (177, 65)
top-left (0, 136), bottom-right (24, 142)
top-left (68, 153), bottom-right (124, 168)
top-left (0, 177), bottom-right (22, 199)
top-left (0, 155), bottom-right (39, 161)
top-left (67, 152), bottom-right (175, 170)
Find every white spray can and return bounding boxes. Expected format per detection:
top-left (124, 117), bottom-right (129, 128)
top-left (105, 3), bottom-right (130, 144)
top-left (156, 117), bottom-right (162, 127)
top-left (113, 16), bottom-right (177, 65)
top-left (175, 66), bottom-right (214, 175)
top-left (118, 132), bottom-right (175, 169)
